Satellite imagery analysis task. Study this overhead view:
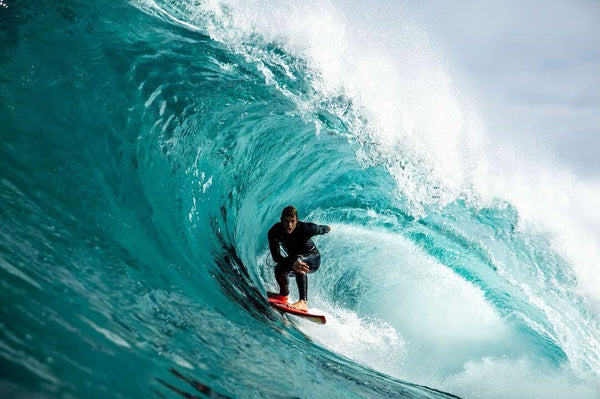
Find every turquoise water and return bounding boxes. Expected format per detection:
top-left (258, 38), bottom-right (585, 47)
top-left (1, 1), bottom-right (599, 398)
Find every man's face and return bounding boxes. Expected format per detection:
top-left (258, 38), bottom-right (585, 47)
top-left (282, 215), bottom-right (298, 235)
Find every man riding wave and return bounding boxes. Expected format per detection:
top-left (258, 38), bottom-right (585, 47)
top-left (267, 206), bottom-right (331, 311)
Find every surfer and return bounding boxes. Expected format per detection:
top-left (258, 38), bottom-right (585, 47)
top-left (267, 206), bottom-right (330, 311)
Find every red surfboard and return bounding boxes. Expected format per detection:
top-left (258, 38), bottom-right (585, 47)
top-left (268, 297), bottom-right (327, 325)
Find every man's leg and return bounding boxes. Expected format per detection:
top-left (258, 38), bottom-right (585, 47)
top-left (274, 261), bottom-right (293, 297)
top-left (292, 253), bottom-right (321, 309)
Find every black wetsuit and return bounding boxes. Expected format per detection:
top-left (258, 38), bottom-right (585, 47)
top-left (268, 221), bottom-right (330, 301)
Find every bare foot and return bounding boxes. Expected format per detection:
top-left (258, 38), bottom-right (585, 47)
top-left (289, 300), bottom-right (308, 311)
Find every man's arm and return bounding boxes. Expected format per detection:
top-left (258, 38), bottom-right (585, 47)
top-left (268, 227), bottom-right (287, 264)
top-left (305, 222), bottom-right (331, 236)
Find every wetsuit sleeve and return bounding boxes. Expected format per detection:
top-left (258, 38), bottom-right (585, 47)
top-left (268, 226), bottom-right (287, 264)
top-left (305, 222), bottom-right (330, 236)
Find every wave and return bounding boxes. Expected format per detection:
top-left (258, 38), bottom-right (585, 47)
top-left (1, 0), bottom-right (599, 398)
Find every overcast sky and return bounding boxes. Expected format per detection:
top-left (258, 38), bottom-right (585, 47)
top-left (402, 0), bottom-right (600, 177)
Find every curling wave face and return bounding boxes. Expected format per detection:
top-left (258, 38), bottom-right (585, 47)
top-left (1, 1), bottom-right (599, 398)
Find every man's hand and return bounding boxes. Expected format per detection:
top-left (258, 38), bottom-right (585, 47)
top-left (293, 261), bottom-right (310, 274)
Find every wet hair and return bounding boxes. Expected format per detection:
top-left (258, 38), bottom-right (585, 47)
top-left (281, 206), bottom-right (298, 220)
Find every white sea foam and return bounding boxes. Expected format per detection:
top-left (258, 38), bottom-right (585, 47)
top-left (444, 356), bottom-right (600, 399)
top-left (309, 225), bottom-right (514, 381)
top-left (297, 303), bottom-right (406, 375)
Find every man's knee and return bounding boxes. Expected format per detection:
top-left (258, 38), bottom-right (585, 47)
top-left (301, 254), bottom-right (321, 273)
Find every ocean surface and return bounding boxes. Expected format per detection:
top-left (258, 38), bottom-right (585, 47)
top-left (1, 1), bottom-right (600, 398)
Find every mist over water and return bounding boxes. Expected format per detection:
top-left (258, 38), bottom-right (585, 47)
top-left (1, 1), bottom-right (599, 398)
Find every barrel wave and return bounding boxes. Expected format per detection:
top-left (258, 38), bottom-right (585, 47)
top-left (1, 1), bottom-right (599, 398)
